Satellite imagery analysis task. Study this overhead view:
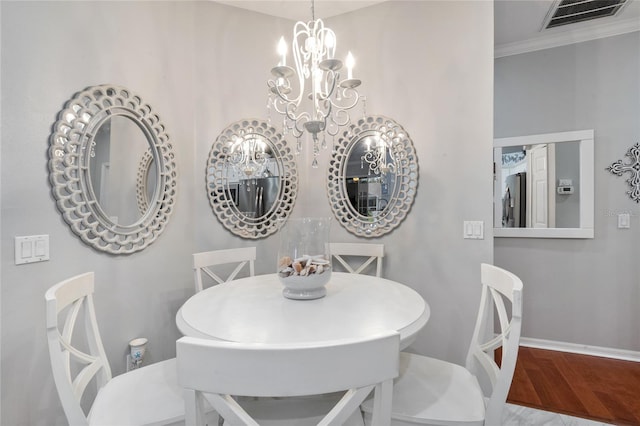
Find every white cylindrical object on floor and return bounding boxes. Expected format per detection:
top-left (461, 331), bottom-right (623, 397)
top-left (129, 337), bottom-right (148, 367)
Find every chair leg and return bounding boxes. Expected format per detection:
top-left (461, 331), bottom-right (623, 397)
top-left (370, 379), bottom-right (393, 426)
top-left (184, 389), bottom-right (208, 426)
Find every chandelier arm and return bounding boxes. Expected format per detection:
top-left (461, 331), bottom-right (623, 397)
top-left (315, 97), bottom-right (332, 123)
top-left (362, 149), bottom-right (382, 175)
top-left (330, 109), bottom-right (351, 127)
top-left (293, 21), bottom-right (311, 101)
top-left (290, 111), bottom-right (311, 136)
top-left (329, 87), bottom-right (361, 110)
top-left (270, 95), bottom-right (291, 117)
top-left (271, 95), bottom-right (309, 130)
top-left (271, 100), bottom-right (292, 125)
top-left (227, 134), bottom-right (270, 179)
top-left (268, 78), bottom-right (304, 108)
top-left (325, 124), bottom-right (339, 137)
top-left (360, 138), bottom-right (397, 176)
top-left (321, 69), bottom-right (338, 101)
top-left (291, 126), bottom-right (303, 139)
top-left (285, 102), bottom-right (313, 126)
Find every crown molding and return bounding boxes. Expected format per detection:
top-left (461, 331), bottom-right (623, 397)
top-left (495, 17), bottom-right (640, 58)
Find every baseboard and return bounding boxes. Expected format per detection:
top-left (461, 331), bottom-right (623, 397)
top-left (520, 337), bottom-right (640, 363)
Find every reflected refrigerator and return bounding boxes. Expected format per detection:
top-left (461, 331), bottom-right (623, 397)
top-left (238, 177), bottom-right (279, 217)
top-left (503, 172), bottom-right (526, 227)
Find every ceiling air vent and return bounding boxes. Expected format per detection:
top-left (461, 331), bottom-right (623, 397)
top-left (543, 0), bottom-right (630, 29)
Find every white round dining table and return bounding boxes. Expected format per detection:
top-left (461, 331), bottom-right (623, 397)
top-left (176, 272), bottom-right (429, 349)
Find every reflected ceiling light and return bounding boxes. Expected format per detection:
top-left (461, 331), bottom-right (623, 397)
top-left (227, 133), bottom-right (269, 179)
top-left (267, 0), bottom-right (365, 167)
top-left (361, 135), bottom-right (395, 176)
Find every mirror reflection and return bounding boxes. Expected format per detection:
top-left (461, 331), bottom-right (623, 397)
top-left (90, 116), bottom-right (153, 226)
top-left (213, 142), bottom-right (280, 219)
top-left (345, 134), bottom-right (396, 218)
top-left (207, 118), bottom-right (298, 239)
top-left (497, 141), bottom-right (580, 229)
top-left (327, 115), bottom-right (418, 238)
top-left (493, 129), bottom-right (594, 239)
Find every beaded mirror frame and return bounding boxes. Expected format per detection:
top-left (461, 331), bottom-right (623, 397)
top-left (327, 115), bottom-right (418, 237)
top-left (48, 84), bottom-right (177, 254)
top-left (136, 150), bottom-right (154, 215)
top-left (206, 118), bottom-right (298, 239)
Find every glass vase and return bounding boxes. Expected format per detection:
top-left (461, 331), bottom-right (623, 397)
top-left (277, 217), bottom-right (332, 300)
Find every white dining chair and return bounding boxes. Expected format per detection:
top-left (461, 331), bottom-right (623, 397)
top-left (45, 272), bottom-right (188, 426)
top-left (193, 247), bottom-right (256, 292)
top-left (329, 242), bottom-right (384, 277)
top-left (177, 331), bottom-right (400, 426)
top-left (361, 263), bottom-right (523, 426)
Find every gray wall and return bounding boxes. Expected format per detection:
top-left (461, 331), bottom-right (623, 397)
top-left (303, 1), bottom-right (494, 361)
top-left (494, 32), bottom-right (640, 351)
top-left (1, 1), bottom-right (493, 424)
top-left (554, 141), bottom-right (580, 228)
top-left (1, 2), bottom-right (198, 424)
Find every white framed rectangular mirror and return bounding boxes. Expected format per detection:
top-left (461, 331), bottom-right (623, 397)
top-left (494, 129), bottom-right (594, 238)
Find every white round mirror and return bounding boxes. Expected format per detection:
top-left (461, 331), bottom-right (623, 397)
top-left (49, 85), bottom-right (177, 254)
top-left (327, 116), bottom-right (418, 237)
top-left (206, 118), bottom-right (298, 239)
top-left (90, 115), bottom-right (155, 226)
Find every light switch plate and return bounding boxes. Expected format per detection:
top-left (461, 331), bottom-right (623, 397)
top-left (618, 213), bottom-right (631, 229)
top-left (15, 235), bottom-right (50, 265)
top-left (463, 221), bottom-right (484, 239)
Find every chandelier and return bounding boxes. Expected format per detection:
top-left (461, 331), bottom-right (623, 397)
top-left (227, 134), bottom-right (268, 179)
top-left (361, 135), bottom-right (395, 176)
top-left (267, 0), bottom-right (364, 167)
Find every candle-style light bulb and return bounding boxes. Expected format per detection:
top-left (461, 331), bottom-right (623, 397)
top-left (346, 51), bottom-right (355, 80)
top-left (277, 36), bottom-right (287, 66)
top-left (325, 32), bottom-right (335, 59)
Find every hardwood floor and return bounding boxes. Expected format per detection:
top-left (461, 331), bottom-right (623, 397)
top-left (507, 346), bottom-right (640, 425)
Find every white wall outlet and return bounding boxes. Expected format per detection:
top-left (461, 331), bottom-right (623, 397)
top-left (125, 354), bottom-right (139, 372)
top-left (126, 352), bottom-right (146, 372)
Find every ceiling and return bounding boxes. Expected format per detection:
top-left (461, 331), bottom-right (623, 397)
top-left (494, 0), bottom-right (640, 56)
top-left (214, 0), bottom-right (640, 57)
top-left (214, 0), bottom-right (387, 22)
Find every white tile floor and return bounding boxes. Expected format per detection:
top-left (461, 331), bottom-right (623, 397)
top-left (503, 403), bottom-right (615, 426)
